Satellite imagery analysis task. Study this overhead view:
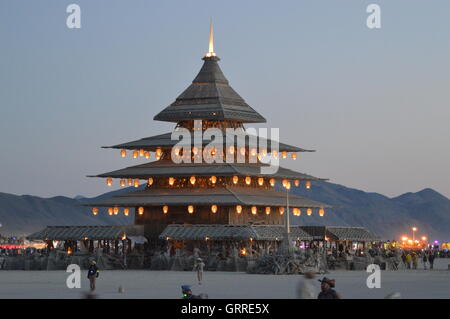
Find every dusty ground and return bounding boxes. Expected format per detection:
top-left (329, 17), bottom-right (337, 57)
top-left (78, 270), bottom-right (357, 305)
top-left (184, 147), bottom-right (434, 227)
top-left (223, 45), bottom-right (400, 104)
top-left (0, 259), bottom-right (449, 299)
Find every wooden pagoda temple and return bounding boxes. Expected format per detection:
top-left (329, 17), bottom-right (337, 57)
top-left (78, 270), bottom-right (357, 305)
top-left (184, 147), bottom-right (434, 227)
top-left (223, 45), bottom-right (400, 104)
top-left (86, 25), bottom-right (332, 248)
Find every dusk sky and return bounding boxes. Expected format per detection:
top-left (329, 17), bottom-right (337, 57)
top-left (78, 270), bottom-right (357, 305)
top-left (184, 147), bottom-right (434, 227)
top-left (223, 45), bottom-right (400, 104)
top-left (1, 0), bottom-right (449, 199)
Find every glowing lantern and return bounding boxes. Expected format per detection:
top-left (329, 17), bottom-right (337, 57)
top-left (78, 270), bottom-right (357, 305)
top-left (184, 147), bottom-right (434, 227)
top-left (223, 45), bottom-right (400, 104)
top-left (120, 179), bottom-right (126, 187)
top-left (229, 146), bottom-right (235, 154)
top-left (236, 205), bottom-right (242, 214)
top-left (250, 148), bottom-right (257, 157)
top-left (120, 149), bottom-right (126, 158)
top-left (148, 177), bottom-right (154, 186)
top-left (294, 180), bottom-right (300, 187)
top-left (257, 153), bottom-right (262, 161)
top-left (92, 208), bottom-right (98, 216)
top-left (211, 205), bottom-right (218, 213)
top-left (113, 207), bottom-right (119, 215)
top-left (128, 178), bottom-right (133, 186)
top-left (210, 176), bottom-right (217, 184)
top-left (134, 179), bottom-right (139, 188)
top-left (285, 181), bottom-right (291, 190)
top-left (245, 176), bottom-right (251, 185)
top-left (144, 151), bottom-right (150, 159)
top-left (294, 208), bottom-right (301, 216)
top-left (291, 153), bottom-right (297, 160)
top-left (282, 179), bottom-right (288, 187)
top-left (251, 206), bottom-right (257, 215)
top-left (258, 177), bottom-right (264, 186)
top-left (188, 205), bottom-right (194, 214)
top-left (156, 148), bottom-right (162, 157)
top-left (138, 207), bottom-right (144, 215)
top-left (279, 207), bottom-right (285, 215)
top-left (319, 208), bottom-right (325, 217)
top-left (190, 176), bottom-right (196, 185)
top-left (306, 181), bottom-right (311, 189)
top-left (106, 178), bottom-right (113, 186)
top-left (108, 208), bottom-right (113, 216)
top-left (265, 207), bottom-right (271, 215)
top-left (168, 177), bottom-right (175, 186)
top-left (124, 208), bottom-right (129, 216)
top-left (232, 176), bottom-right (239, 184)
top-left (307, 208), bottom-right (312, 216)
top-left (139, 149), bottom-right (145, 157)
top-left (269, 178), bottom-right (275, 187)
top-left (240, 147), bottom-right (246, 156)
top-left (163, 205), bottom-right (169, 214)
top-left (282, 151), bottom-right (287, 159)
top-left (133, 151), bottom-right (138, 159)
top-left (192, 146), bottom-right (198, 155)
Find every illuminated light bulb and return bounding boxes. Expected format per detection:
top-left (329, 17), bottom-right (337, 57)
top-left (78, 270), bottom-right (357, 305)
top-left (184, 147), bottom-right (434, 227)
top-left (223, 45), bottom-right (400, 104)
top-left (190, 176), bottom-right (196, 185)
top-left (128, 178), bottom-right (133, 186)
top-left (113, 207), bottom-right (119, 215)
top-left (240, 147), bottom-right (246, 156)
top-left (192, 146), bottom-right (198, 155)
top-left (120, 149), bottom-right (126, 158)
top-left (250, 148), bottom-right (257, 157)
top-left (294, 180), bottom-right (300, 187)
top-left (265, 207), bottom-right (271, 215)
top-left (188, 205), bottom-right (194, 214)
top-left (269, 178), bottom-right (275, 187)
top-left (120, 179), bottom-right (126, 187)
top-left (133, 151), bottom-right (138, 159)
top-left (211, 205), bottom-right (218, 213)
top-left (210, 176), bottom-right (217, 184)
top-left (236, 205), bottom-right (242, 214)
top-left (272, 150), bottom-right (278, 159)
top-left (134, 179), bottom-right (139, 188)
top-left (291, 153), bottom-right (297, 160)
top-left (307, 208), bottom-right (312, 216)
top-left (124, 208), bottom-right (129, 216)
top-left (229, 146), bottom-right (235, 155)
top-left (92, 208), bottom-right (98, 216)
top-left (261, 148), bottom-right (267, 157)
top-left (232, 176), bottom-right (239, 185)
top-left (258, 177), bottom-right (264, 186)
top-left (108, 208), bottom-right (113, 216)
top-left (279, 207), bottom-right (285, 215)
top-left (173, 147), bottom-right (180, 156)
top-left (156, 154), bottom-right (161, 160)
top-left (257, 153), bottom-right (262, 161)
top-left (163, 205), bottom-right (169, 214)
top-left (168, 177), bottom-right (175, 186)
top-left (251, 206), bottom-right (257, 215)
top-left (282, 151), bottom-right (287, 159)
top-left (148, 177), bottom-right (154, 186)
top-left (138, 207), bottom-right (144, 215)
top-left (245, 176), bottom-right (251, 185)
top-left (156, 148), bottom-right (162, 157)
top-left (211, 147), bottom-right (216, 156)
top-left (319, 208), bottom-right (325, 217)
top-left (282, 179), bottom-right (288, 187)
top-left (139, 149), bottom-right (145, 157)
top-left (306, 181), bottom-right (311, 189)
top-left (144, 151), bottom-right (150, 159)
top-left (285, 181), bottom-right (291, 190)
top-left (106, 178), bottom-right (113, 186)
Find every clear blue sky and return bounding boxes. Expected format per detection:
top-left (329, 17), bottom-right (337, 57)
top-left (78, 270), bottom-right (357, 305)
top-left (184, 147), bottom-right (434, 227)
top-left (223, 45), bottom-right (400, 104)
top-left (0, 0), bottom-right (449, 198)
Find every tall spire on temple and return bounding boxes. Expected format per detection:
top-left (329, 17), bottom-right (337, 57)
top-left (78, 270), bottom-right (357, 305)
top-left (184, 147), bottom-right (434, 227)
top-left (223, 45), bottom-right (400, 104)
top-left (206, 19), bottom-right (216, 58)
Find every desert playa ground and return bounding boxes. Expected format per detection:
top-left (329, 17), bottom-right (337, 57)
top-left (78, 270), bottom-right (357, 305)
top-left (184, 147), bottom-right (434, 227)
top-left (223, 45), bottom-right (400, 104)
top-left (0, 259), bottom-right (449, 299)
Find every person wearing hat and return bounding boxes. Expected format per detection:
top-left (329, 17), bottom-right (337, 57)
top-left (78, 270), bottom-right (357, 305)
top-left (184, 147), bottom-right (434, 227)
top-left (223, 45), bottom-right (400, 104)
top-left (87, 260), bottom-right (100, 291)
top-left (317, 277), bottom-right (341, 299)
top-left (193, 257), bottom-right (205, 285)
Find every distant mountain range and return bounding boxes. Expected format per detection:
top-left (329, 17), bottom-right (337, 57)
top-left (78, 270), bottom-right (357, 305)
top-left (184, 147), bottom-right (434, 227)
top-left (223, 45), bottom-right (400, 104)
top-left (1, 182), bottom-right (449, 241)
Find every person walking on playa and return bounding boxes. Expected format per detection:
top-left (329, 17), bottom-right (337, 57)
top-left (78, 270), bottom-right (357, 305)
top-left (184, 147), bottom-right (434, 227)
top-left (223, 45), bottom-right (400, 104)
top-left (412, 253), bottom-right (418, 270)
top-left (87, 260), bottom-right (100, 291)
top-left (318, 277), bottom-right (341, 299)
top-left (297, 272), bottom-right (317, 299)
top-left (428, 252), bottom-right (435, 270)
top-left (193, 257), bottom-right (205, 285)
top-left (405, 253), bottom-right (412, 269)
top-left (422, 253), bottom-right (428, 270)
